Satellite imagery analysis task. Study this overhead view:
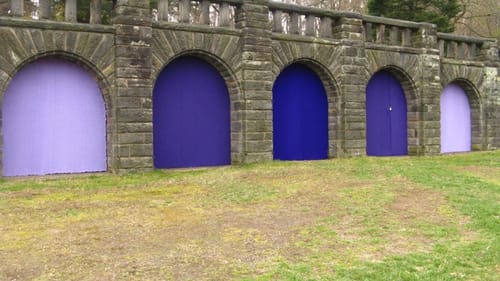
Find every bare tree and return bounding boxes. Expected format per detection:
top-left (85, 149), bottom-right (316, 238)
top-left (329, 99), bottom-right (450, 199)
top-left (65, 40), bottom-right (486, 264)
top-left (455, 0), bottom-right (499, 40)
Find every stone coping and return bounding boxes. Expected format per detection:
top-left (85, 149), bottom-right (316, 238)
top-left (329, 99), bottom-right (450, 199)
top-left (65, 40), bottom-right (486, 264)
top-left (0, 16), bottom-right (114, 34)
top-left (437, 32), bottom-right (496, 44)
top-left (362, 15), bottom-right (427, 29)
top-left (152, 21), bottom-right (241, 36)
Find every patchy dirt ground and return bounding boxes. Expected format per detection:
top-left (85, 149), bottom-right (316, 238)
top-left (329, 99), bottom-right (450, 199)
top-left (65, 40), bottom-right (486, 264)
top-left (0, 159), bottom-right (489, 280)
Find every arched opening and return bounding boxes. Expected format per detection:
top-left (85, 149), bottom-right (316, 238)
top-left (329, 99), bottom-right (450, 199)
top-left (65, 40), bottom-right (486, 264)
top-left (2, 58), bottom-right (107, 176)
top-left (440, 83), bottom-right (471, 153)
top-left (366, 71), bottom-right (408, 156)
top-left (273, 63), bottom-right (328, 160)
top-left (153, 56), bottom-right (231, 168)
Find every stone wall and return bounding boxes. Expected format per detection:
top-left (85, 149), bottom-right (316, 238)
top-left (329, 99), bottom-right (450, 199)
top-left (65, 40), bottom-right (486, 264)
top-left (0, 0), bottom-right (498, 175)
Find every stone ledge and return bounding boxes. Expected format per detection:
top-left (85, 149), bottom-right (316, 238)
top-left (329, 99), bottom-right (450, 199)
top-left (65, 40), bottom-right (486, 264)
top-left (0, 17), bottom-right (114, 34)
top-left (271, 33), bottom-right (341, 45)
top-left (365, 43), bottom-right (433, 55)
top-left (153, 22), bottom-right (242, 37)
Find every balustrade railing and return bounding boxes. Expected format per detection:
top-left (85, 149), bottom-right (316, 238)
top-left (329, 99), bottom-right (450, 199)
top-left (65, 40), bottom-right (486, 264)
top-left (268, 2), bottom-right (352, 38)
top-left (437, 33), bottom-right (488, 60)
top-left (2, 0), bottom-right (497, 62)
top-left (4, 0), bottom-right (105, 24)
top-left (154, 0), bottom-right (242, 28)
top-left (362, 15), bottom-right (420, 47)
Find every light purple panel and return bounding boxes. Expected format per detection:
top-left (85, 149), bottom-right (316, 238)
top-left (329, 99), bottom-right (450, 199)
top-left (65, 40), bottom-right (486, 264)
top-left (2, 58), bottom-right (106, 176)
top-left (440, 84), bottom-right (471, 153)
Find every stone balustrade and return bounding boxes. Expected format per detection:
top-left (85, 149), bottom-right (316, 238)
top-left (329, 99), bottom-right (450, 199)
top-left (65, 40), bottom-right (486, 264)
top-left (5, 0), bottom-right (104, 24)
top-left (438, 33), bottom-right (498, 61)
top-left (268, 1), bottom-right (358, 38)
top-left (362, 15), bottom-right (421, 47)
top-left (155, 0), bottom-right (242, 28)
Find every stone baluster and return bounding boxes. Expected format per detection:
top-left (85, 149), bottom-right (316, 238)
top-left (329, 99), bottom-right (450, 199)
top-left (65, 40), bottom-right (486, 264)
top-left (364, 22), bottom-right (373, 42)
top-left (199, 0), bottom-right (210, 25)
top-left (273, 10), bottom-right (283, 33)
top-left (458, 42), bottom-right (468, 59)
top-left (305, 14), bottom-right (315, 36)
top-left (447, 41), bottom-right (457, 59)
top-left (402, 28), bottom-right (412, 47)
top-left (438, 39), bottom-right (445, 57)
top-left (65, 0), bottom-right (77, 22)
top-left (39, 0), bottom-right (51, 20)
top-left (220, 2), bottom-right (230, 27)
top-left (90, 0), bottom-right (102, 24)
top-left (158, 0), bottom-right (169, 22)
top-left (9, 0), bottom-right (23, 17)
top-left (469, 43), bottom-right (477, 60)
top-left (179, 0), bottom-right (190, 23)
top-left (319, 17), bottom-right (332, 38)
top-left (376, 24), bottom-right (385, 43)
top-left (290, 12), bottom-right (299, 35)
top-left (390, 26), bottom-right (399, 45)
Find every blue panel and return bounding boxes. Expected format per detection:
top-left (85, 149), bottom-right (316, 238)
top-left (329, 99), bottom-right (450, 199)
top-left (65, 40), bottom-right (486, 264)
top-left (366, 71), bottom-right (407, 156)
top-left (273, 64), bottom-right (328, 160)
top-left (153, 57), bottom-right (230, 168)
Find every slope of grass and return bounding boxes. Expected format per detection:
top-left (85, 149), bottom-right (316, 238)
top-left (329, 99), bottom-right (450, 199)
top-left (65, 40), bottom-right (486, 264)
top-left (0, 152), bottom-right (498, 280)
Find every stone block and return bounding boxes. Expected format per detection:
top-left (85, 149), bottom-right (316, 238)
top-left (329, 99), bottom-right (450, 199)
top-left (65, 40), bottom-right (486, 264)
top-left (246, 100), bottom-right (272, 110)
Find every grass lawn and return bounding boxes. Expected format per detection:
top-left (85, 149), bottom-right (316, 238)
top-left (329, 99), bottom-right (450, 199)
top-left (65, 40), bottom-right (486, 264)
top-left (0, 152), bottom-right (498, 280)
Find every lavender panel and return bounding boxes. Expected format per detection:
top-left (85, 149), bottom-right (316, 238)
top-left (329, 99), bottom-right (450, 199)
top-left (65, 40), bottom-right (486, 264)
top-left (440, 84), bottom-right (471, 153)
top-left (2, 58), bottom-right (107, 176)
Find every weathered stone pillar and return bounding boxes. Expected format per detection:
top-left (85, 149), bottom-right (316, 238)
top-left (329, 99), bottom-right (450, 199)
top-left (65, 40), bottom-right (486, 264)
top-left (112, 0), bottom-right (153, 172)
top-left (481, 41), bottom-right (500, 150)
top-left (416, 23), bottom-right (441, 155)
top-left (237, 0), bottom-right (273, 162)
top-left (333, 15), bottom-right (367, 156)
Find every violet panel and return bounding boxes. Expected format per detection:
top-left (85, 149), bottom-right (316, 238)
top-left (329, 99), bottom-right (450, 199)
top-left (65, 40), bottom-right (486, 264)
top-left (153, 57), bottom-right (230, 168)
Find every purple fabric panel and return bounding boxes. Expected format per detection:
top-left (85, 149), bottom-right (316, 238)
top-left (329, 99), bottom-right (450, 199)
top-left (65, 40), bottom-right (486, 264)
top-left (440, 84), bottom-right (471, 153)
top-left (2, 58), bottom-right (106, 176)
top-left (366, 71), bottom-right (407, 156)
top-left (389, 75), bottom-right (408, 155)
top-left (273, 64), bottom-right (328, 160)
top-left (153, 57), bottom-right (231, 168)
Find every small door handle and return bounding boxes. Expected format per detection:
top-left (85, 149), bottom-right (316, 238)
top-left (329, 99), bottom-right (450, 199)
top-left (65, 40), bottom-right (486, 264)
top-left (388, 106), bottom-right (392, 112)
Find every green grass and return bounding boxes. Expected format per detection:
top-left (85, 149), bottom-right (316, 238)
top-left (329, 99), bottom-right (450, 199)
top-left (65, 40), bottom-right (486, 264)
top-left (0, 152), bottom-right (499, 280)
